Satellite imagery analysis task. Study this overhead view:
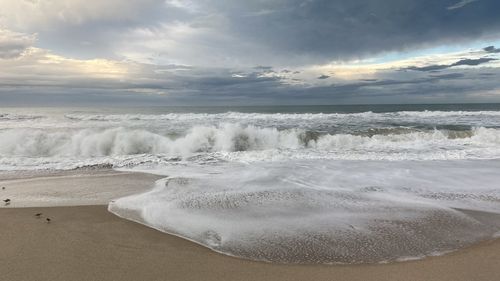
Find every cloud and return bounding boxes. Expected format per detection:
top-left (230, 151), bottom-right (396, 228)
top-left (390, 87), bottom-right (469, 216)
top-left (407, 57), bottom-right (496, 71)
top-left (447, 0), bottom-right (479, 10)
top-left (407, 64), bottom-right (450, 72)
top-left (0, 0), bottom-right (167, 59)
top-left (197, 0), bottom-right (500, 65)
top-left (0, 29), bottom-right (36, 59)
top-left (0, 0), bottom-right (163, 28)
top-left (484, 45), bottom-right (500, 53)
top-left (0, 2), bottom-right (500, 105)
top-left (0, 43), bottom-right (290, 105)
top-left (452, 58), bottom-right (496, 66)
top-left (1, 0), bottom-right (500, 67)
top-left (1, 42), bottom-right (500, 106)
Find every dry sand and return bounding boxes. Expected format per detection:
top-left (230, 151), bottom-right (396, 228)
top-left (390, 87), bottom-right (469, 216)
top-left (0, 205), bottom-right (499, 281)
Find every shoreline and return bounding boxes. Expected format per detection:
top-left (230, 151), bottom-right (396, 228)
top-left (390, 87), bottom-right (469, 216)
top-left (1, 170), bottom-right (500, 280)
top-left (1, 205), bottom-right (500, 281)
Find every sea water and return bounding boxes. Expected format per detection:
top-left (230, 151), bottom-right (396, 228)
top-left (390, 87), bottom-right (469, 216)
top-left (1, 104), bottom-right (500, 263)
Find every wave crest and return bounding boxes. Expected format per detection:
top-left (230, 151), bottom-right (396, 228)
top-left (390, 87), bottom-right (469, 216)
top-left (0, 124), bottom-right (499, 159)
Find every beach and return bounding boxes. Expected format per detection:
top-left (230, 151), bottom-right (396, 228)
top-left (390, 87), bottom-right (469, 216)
top-left (1, 171), bottom-right (500, 281)
top-left (1, 0), bottom-right (500, 276)
top-left (1, 205), bottom-right (500, 281)
top-left (0, 169), bottom-right (163, 207)
top-left (2, 0), bottom-right (500, 277)
top-left (2, 106), bottom-right (500, 279)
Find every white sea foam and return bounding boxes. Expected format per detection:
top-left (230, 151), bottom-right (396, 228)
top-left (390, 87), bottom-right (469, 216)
top-left (110, 160), bottom-right (500, 263)
top-left (1, 125), bottom-right (500, 170)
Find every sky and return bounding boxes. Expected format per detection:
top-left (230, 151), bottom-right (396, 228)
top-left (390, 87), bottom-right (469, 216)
top-left (1, 0), bottom-right (500, 106)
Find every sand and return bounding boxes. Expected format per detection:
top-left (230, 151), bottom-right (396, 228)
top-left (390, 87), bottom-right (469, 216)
top-left (1, 171), bottom-right (499, 281)
top-left (0, 206), bottom-right (498, 281)
top-left (0, 169), bottom-right (163, 207)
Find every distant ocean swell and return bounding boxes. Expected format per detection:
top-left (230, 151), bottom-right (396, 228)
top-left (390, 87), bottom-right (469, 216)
top-left (63, 110), bottom-right (500, 122)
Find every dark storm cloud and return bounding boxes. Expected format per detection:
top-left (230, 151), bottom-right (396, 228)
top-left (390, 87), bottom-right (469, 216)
top-left (447, 0), bottom-right (479, 10)
top-left (216, 0), bottom-right (500, 62)
top-left (4, 0), bottom-right (500, 66)
top-left (428, 73), bottom-right (466, 79)
top-left (484, 46), bottom-right (500, 53)
top-left (407, 64), bottom-right (450, 72)
top-left (406, 57), bottom-right (496, 71)
top-left (317, 75), bottom-right (330, 79)
top-left (453, 58), bottom-right (497, 66)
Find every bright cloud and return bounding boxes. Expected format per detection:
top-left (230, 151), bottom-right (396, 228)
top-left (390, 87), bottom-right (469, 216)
top-left (0, 0), bottom-right (162, 28)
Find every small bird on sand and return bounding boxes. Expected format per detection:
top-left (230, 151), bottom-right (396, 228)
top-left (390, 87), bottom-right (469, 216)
top-left (46, 218), bottom-right (51, 223)
top-left (35, 213), bottom-right (42, 218)
top-left (3, 198), bottom-right (10, 205)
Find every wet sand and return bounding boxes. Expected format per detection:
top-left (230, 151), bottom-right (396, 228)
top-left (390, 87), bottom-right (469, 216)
top-left (0, 205), bottom-right (499, 281)
top-left (1, 170), bottom-right (499, 280)
top-left (0, 169), bottom-right (163, 207)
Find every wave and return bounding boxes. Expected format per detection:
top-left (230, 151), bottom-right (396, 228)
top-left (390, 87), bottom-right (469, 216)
top-left (0, 113), bottom-right (43, 121)
top-left (64, 110), bottom-right (500, 122)
top-left (0, 124), bottom-right (499, 159)
top-left (64, 112), bottom-right (374, 122)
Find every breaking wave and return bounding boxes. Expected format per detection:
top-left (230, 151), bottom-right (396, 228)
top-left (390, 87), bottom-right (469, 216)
top-left (0, 124), bottom-right (499, 160)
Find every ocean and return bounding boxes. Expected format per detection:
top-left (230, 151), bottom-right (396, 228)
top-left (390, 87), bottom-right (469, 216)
top-left (1, 104), bottom-right (500, 263)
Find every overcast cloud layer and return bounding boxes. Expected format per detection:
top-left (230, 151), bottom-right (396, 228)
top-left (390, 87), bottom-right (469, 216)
top-left (0, 0), bottom-right (500, 105)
